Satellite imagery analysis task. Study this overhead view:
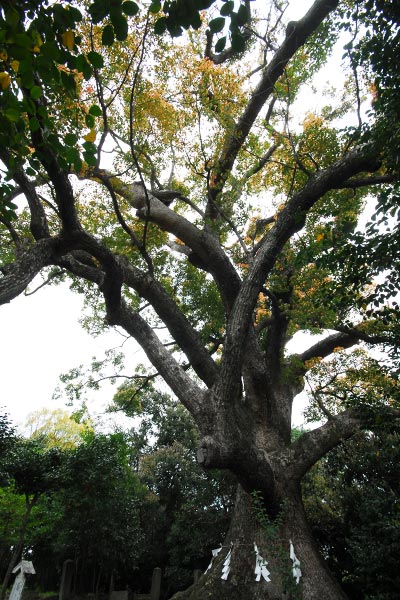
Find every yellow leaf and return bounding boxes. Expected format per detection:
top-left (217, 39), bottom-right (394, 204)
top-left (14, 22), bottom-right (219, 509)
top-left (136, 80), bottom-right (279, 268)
top-left (316, 233), bottom-right (324, 242)
top-left (11, 60), bottom-right (19, 72)
top-left (32, 32), bottom-right (43, 47)
top-left (0, 72), bottom-right (11, 90)
top-left (0, 49), bottom-right (7, 61)
top-left (83, 128), bottom-right (96, 143)
top-left (61, 30), bottom-right (75, 51)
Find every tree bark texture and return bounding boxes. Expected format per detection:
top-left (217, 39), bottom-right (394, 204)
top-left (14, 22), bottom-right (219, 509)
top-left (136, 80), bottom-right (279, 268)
top-left (172, 485), bottom-right (347, 600)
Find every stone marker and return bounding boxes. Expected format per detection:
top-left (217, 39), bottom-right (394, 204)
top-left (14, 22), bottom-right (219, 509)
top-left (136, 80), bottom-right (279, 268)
top-left (150, 568), bottom-right (161, 600)
top-left (9, 560), bottom-right (36, 600)
top-left (193, 570), bottom-right (202, 583)
top-left (9, 573), bottom-right (25, 600)
top-left (59, 559), bottom-right (74, 600)
top-left (109, 592), bottom-right (128, 600)
top-left (12, 562), bottom-right (35, 576)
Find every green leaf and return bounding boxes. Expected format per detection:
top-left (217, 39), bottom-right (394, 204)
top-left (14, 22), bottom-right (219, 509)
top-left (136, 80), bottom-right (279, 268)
top-left (29, 117), bottom-right (40, 132)
top-left (30, 85), bottom-right (41, 100)
top-left (20, 70), bottom-right (35, 89)
top-left (209, 17), bottom-right (225, 34)
top-left (22, 96), bottom-right (37, 116)
top-left (85, 114), bottom-right (95, 128)
top-left (7, 46), bottom-right (29, 61)
top-left (37, 56), bottom-right (60, 85)
top-left (89, 105), bottom-right (103, 117)
top-left (102, 24), bottom-right (115, 46)
top-left (76, 54), bottom-right (92, 80)
top-left (87, 51), bottom-right (104, 69)
top-left (66, 147), bottom-right (80, 164)
top-left (15, 33), bottom-right (33, 48)
top-left (167, 23), bottom-right (183, 37)
top-left (194, 0), bottom-right (214, 8)
top-left (215, 36), bottom-right (226, 53)
top-left (5, 7), bottom-right (19, 28)
top-left (149, 1), bottom-right (162, 14)
top-left (40, 42), bottom-right (61, 61)
top-left (83, 151), bottom-right (97, 166)
top-left (69, 6), bottom-right (83, 23)
top-left (110, 10), bottom-right (129, 41)
top-left (74, 155), bottom-right (83, 172)
top-left (89, 0), bottom-right (110, 24)
top-left (60, 70), bottom-right (76, 94)
top-left (64, 133), bottom-right (78, 146)
top-left (231, 32), bottom-right (246, 52)
top-left (187, 11), bottom-right (202, 30)
top-left (220, 2), bottom-right (234, 16)
top-left (4, 108), bottom-right (20, 122)
top-left (237, 4), bottom-right (248, 26)
top-left (82, 141), bottom-right (96, 152)
top-left (154, 17), bottom-right (167, 35)
top-left (122, 1), bottom-right (139, 16)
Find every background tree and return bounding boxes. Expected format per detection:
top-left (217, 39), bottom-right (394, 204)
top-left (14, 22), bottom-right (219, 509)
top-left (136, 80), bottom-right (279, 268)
top-left (40, 431), bottom-right (144, 596)
top-left (0, 401), bottom-right (234, 599)
top-left (0, 412), bottom-right (15, 483)
top-left (0, 437), bottom-right (65, 600)
top-left (24, 408), bottom-right (92, 449)
top-left (115, 391), bottom-right (236, 595)
top-left (303, 428), bottom-right (400, 600)
top-left (0, 1), bottom-right (399, 598)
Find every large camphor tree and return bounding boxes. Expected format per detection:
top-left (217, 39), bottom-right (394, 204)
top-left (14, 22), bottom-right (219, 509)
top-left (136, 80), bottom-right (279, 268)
top-left (0, 0), bottom-right (399, 598)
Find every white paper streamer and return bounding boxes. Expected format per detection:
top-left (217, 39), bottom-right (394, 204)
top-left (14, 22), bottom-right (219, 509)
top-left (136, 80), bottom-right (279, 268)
top-left (205, 546), bottom-right (222, 573)
top-left (221, 547), bottom-right (232, 580)
top-left (254, 543), bottom-right (271, 582)
top-left (290, 540), bottom-right (302, 584)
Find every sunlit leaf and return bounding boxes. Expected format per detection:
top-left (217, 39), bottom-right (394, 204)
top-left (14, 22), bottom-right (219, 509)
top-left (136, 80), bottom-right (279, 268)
top-left (61, 30), bottom-right (75, 51)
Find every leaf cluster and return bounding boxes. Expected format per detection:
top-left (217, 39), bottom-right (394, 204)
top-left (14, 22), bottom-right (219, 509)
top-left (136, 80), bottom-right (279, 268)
top-left (303, 428), bottom-right (400, 599)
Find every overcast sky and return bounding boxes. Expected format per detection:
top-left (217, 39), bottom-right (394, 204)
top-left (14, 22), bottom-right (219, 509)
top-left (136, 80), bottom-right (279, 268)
top-left (0, 282), bottom-right (130, 428)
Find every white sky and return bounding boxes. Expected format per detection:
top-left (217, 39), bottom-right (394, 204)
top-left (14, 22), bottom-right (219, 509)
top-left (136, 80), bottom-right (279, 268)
top-left (0, 282), bottom-right (137, 429)
top-left (1, 0), bottom-right (343, 431)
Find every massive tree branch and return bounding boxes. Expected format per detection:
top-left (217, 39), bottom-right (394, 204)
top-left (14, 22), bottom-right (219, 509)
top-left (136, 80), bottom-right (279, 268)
top-left (29, 102), bottom-right (81, 234)
top-left (216, 144), bottom-right (379, 402)
top-left (290, 408), bottom-right (363, 480)
top-left (290, 405), bottom-right (400, 480)
top-left (0, 239), bottom-right (58, 304)
top-left (335, 174), bottom-right (396, 189)
top-left (54, 234), bottom-right (219, 388)
top-left (297, 331), bottom-right (360, 366)
top-left (109, 299), bottom-right (206, 419)
top-left (334, 324), bottom-right (397, 346)
top-left (206, 0), bottom-right (340, 217)
top-left (118, 257), bottom-right (219, 388)
top-left (104, 178), bottom-right (242, 311)
top-left (295, 323), bottom-right (397, 373)
top-left (0, 151), bottom-right (49, 240)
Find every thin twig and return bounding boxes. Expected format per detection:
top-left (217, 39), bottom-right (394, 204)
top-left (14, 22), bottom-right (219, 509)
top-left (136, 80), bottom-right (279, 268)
top-left (24, 270), bottom-right (64, 296)
top-left (305, 374), bottom-right (335, 420)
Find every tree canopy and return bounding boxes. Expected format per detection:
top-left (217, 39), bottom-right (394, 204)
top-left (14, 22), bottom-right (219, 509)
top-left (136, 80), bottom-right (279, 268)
top-left (0, 1), bottom-right (399, 598)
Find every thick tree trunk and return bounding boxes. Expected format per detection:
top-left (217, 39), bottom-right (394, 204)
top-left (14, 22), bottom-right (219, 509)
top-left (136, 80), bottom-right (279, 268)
top-left (171, 485), bottom-right (347, 600)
